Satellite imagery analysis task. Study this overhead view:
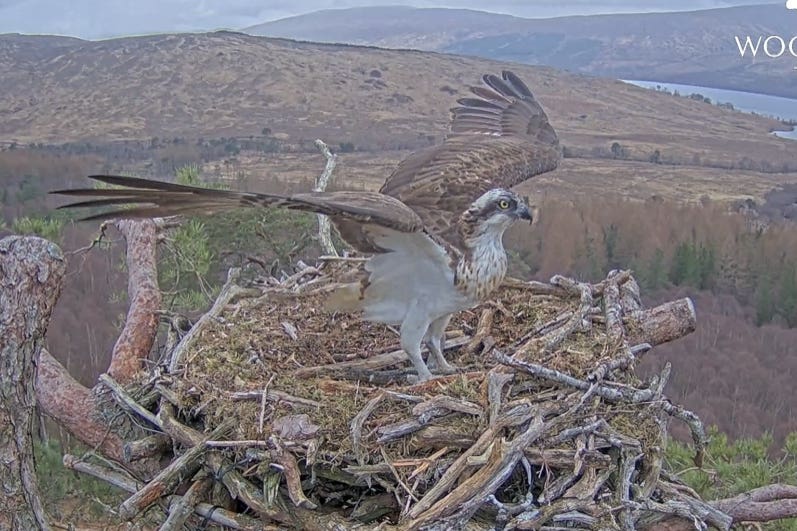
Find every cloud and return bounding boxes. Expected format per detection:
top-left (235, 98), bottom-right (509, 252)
top-left (787, 0), bottom-right (797, 9)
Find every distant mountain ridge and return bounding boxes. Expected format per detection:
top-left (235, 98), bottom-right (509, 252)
top-left (1, 29), bottom-right (793, 183)
top-left (245, 4), bottom-right (797, 99)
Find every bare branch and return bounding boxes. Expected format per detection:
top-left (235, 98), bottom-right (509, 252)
top-left (107, 220), bottom-right (161, 384)
top-left (313, 139), bottom-right (339, 256)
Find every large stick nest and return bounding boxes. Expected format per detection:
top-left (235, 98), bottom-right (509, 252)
top-left (100, 260), bottom-right (727, 530)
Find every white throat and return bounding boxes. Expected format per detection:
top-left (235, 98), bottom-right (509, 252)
top-left (455, 225), bottom-right (509, 301)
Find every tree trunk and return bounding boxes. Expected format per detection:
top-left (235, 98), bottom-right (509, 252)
top-left (0, 236), bottom-right (66, 531)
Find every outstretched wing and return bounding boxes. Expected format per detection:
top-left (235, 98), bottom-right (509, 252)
top-left (379, 70), bottom-right (560, 250)
top-left (52, 174), bottom-right (423, 248)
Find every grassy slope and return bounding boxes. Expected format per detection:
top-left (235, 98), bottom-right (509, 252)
top-left (2, 31), bottom-right (796, 205)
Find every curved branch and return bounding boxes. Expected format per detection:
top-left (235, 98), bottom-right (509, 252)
top-left (36, 348), bottom-right (127, 462)
top-left (107, 220), bottom-right (161, 384)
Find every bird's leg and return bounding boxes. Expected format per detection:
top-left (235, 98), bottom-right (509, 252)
top-left (400, 308), bottom-right (434, 382)
top-left (425, 314), bottom-right (457, 374)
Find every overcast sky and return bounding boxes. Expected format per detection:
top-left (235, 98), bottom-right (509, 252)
top-left (0, 0), bottom-right (781, 40)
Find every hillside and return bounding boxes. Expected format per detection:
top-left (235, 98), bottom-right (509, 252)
top-left (2, 31), bottom-right (796, 206)
top-left (246, 4), bottom-right (797, 99)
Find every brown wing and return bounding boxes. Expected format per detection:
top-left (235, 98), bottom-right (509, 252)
top-left (52, 175), bottom-right (423, 249)
top-left (379, 70), bottom-right (560, 249)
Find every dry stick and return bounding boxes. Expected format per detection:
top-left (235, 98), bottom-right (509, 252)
top-left (376, 396), bottom-right (484, 445)
top-left (258, 374), bottom-right (275, 434)
top-left (592, 269), bottom-right (633, 293)
top-left (487, 369), bottom-right (514, 427)
top-left (589, 273), bottom-right (634, 382)
top-left (655, 482), bottom-right (733, 530)
top-left (351, 393), bottom-right (386, 465)
top-left (313, 139), bottom-right (339, 256)
top-left (123, 434), bottom-right (172, 463)
top-left (118, 419), bottom-right (234, 521)
top-left (205, 440), bottom-right (269, 448)
top-left (380, 446), bottom-right (420, 505)
top-left (516, 276), bottom-right (593, 356)
top-left (508, 499), bottom-right (597, 530)
top-left (592, 343), bottom-right (652, 380)
top-left (493, 349), bottom-right (707, 460)
top-left (168, 267), bottom-right (259, 373)
top-left (270, 438), bottom-right (318, 509)
top-left (161, 474), bottom-right (212, 531)
top-left (154, 383), bottom-right (184, 409)
top-left (524, 448), bottom-right (612, 468)
top-left (318, 255), bottom-right (369, 262)
top-left (501, 277), bottom-right (569, 297)
top-left (281, 266), bottom-right (321, 289)
top-left (617, 450), bottom-right (643, 531)
top-left (604, 272), bottom-right (626, 342)
top-left (62, 454), bottom-right (264, 530)
top-left (98, 373), bottom-right (161, 429)
top-left (406, 427), bottom-right (499, 519)
top-left (63, 454), bottom-right (144, 492)
top-left (636, 363), bottom-right (672, 501)
top-left (565, 466), bottom-right (613, 503)
top-left (408, 446), bottom-right (450, 480)
top-left (408, 414), bottom-right (550, 530)
top-left (377, 419), bottom-right (429, 445)
top-left (620, 274), bottom-right (643, 312)
top-left (511, 310), bottom-right (574, 347)
top-left (502, 270), bottom-right (629, 303)
top-left (157, 404), bottom-right (295, 526)
top-left (412, 395), bottom-right (484, 422)
top-left (465, 308), bottom-right (495, 353)
top-left (415, 426), bottom-right (476, 450)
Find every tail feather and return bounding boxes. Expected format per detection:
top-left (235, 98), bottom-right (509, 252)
top-left (50, 174), bottom-right (264, 220)
top-left (51, 174), bottom-right (423, 235)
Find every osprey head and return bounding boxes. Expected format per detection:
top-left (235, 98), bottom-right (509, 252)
top-left (464, 188), bottom-right (533, 235)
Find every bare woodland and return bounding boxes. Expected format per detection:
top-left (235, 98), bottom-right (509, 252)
top-left (3, 147), bottom-right (797, 530)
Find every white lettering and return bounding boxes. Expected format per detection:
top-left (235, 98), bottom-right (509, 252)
top-left (735, 36), bottom-right (762, 57)
top-left (790, 36), bottom-right (797, 57)
top-left (764, 36), bottom-right (786, 58)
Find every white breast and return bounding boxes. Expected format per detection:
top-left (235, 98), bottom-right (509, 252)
top-left (455, 229), bottom-right (508, 301)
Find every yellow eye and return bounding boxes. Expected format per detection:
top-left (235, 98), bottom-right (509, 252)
top-left (498, 199), bottom-right (511, 210)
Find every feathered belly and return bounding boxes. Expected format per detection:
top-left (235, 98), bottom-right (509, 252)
top-left (324, 234), bottom-right (473, 325)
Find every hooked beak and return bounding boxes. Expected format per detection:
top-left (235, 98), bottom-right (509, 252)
top-left (516, 203), bottom-right (534, 223)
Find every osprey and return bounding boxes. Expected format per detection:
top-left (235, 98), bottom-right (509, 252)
top-left (53, 71), bottom-right (560, 382)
